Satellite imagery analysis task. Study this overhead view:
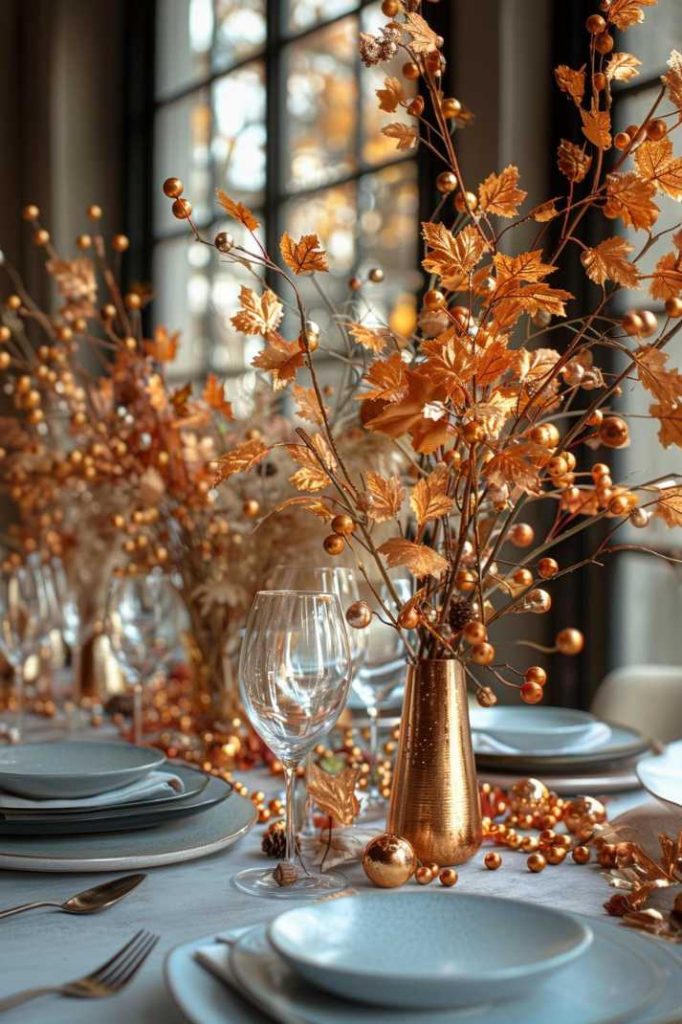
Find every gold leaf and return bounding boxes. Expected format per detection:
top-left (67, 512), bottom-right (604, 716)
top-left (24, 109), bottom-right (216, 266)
top-left (381, 122), bottom-right (418, 151)
top-left (654, 486), bottom-right (682, 525)
top-left (270, 496), bottom-right (334, 521)
top-left (634, 345), bottom-right (682, 407)
top-left (580, 107), bottom-right (612, 150)
top-left (169, 382), bottom-right (191, 416)
top-left (422, 222), bottom-right (487, 281)
top-left (348, 322), bottom-right (392, 354)
top-left (364, 471), bottom-right (405, 522)
top-left (607, 0), bottom-right (657, 30)
top-left (203, 373), bottom-right (234, 419)
top-left (280, 232), bottom-right (329, 274)
top-left (144, 325), bottom-right (179, 362)
top-left (410, 464), bottom-right (455, 525)
top-left (403, 11), bottom-right (441, 53)
top-left (286, 433), bottom-right (336, 493)
top-left (604, 172), bottom-right (659, 230)
top-left (531, 200), bottom-right (560, 222)
top-left (554, 65), bottom-right (585, 104)
top-left (606, 52), bottom-right (641, 82)
top-left (377, 538), bottom-right (448, 579)
top-left (557, 139), bottom-right (592, 183)
top-left (252, 335), bottom-right (304, 389)
top-left (477, 165), bottom-right (527, 218)
top-left (215, 189), bottom-right (260, 231)
top-left (307, 764), bottom-right (360, 826)
top-left (634, 137), bottom-right (682, 200)
top-left (212, 438), bottom-right (268, 483)
top-left (484, 442), bottom-right (547, 494)
top-left (292, 384), bottom-right (326, 425)
top-left (231, 286), bottom-right (284, 337)
top-left (650, 252), bottom-right (682, 301)
top-left (650, 403), bottom-right (682, 447)
top-left (663, 50), bottom-right (682, 112)
top-left (581, 236), bottom-right (639, 287)
top-left (357, 352), bottom-right (409, 403)
top-left (376, 76), bottom-right (404, 113)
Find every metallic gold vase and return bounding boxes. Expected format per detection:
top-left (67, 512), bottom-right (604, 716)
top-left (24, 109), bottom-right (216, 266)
top-left (387, 659), bottom-right (482, 865)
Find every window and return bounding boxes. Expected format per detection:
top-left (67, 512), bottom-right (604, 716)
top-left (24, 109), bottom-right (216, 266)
top-left (611, 5), bottom-right (682, 667)
top-left (152, 0), bottom-right (421, 382)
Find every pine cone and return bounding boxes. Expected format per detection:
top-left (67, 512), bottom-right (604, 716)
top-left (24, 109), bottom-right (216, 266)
top-left (261, 820), bottom-right (286, 859)
top-left (449, 598), bottom-right (472, 633)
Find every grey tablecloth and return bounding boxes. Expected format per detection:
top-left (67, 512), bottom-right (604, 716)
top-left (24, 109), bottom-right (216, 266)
top-left (0, 762), bottom-right (666, 1024)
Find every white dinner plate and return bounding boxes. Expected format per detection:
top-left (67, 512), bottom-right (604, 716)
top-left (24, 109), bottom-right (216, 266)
top-left (165, 917), bottom-right (682, 1024)
top-left (0, 791), bottom-right (256, 871)
top-left (475, 724), bottom-right (650, 773)
top-left (267, 893), bottom-right (591, 1009)
top-left (637, 741), bottom-right (682, 812)
top-left (470, 707), bottom-right (600, 751)
top-left (0, 741), bottom-right (165, 798)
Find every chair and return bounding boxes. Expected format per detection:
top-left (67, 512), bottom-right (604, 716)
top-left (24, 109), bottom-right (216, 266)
top-left (590, 665), bottom-right (682, 743)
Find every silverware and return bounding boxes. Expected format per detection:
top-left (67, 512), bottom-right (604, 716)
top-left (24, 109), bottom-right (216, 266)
top-left (0, 872), bottom-right (146, 920)
top-left (0, 929), bottom-right (158, 1013)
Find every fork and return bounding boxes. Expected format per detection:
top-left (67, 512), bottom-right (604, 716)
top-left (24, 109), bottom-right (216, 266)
top-left (0, 929), bottom-right (159, 1013)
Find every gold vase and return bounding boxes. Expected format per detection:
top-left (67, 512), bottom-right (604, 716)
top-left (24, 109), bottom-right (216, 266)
top-left (387, 659), bottom-right (482, 865)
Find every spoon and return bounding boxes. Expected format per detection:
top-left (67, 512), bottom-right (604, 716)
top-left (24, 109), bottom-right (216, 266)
top-left (0, 872), bottom-right (146, 920)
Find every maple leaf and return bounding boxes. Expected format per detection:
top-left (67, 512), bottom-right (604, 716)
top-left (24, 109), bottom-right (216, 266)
top-left (650, 403), bottom-right (682, 447)
top-left (377, 538), bottom-right (448, 579)
top-left (557, 139), bottom-right (592, 183)
top-left (607, 0), bottom-right (657, 30)
top-left (410, 464), bottom-right (455, 525)
top-left (212, 438), bottom-right (268, 483)
top-left (634, 137), bottom-right (682, 200)
top-left (376, 76), bottom-right (404, 112)
top-left (286, 434), bottom-right (336, 492)
top-left (663, 51), bottom-right (682, 112)
top-left (554, 65), bottom-right (585, 104)
top-left (280, 232), bottom-right (329, 274)
top-left (606, 52), bottom-right (641, 82)
top-left (471, 393), bottom-right (518, 438)
top-left (580, 108), bottom-right (612, 150)
top-left (484, 442), bottom-right (547, 494)
top-left (348, 322), bottom-right (392, 354)
top-left (364, 471), bottom-right (405, 522)
top-left (169, 382), bottom-right (191, 417)
top-left (381, 122), bottom-right (418, 151)
top-left (252, 335), bottom-right (304, 390)
top-left (144, 325), bottom-right (179, 362)
top-left (531, 200), bottom-right (560, 222)
top-left (603, 172), bottom-right (659, 230)
top-left (650, 252), bottom-right (682, 301)
top-left (307, 764), bottom-right (360, 826)
top-left (215, 189), bottom-right (259, 231)
top-left (422, 222), bottom-right (487, 281)
top-left (231, 286), bottom-right (284, 337)
top-left (203, 373), bottom-right (234, 419)
top-left (491, 251), bottom-right (572, 328)
top-left (581, 236), bottom-right (639, 287)
top-left (270, 496), bottom-right (333, 520)
top-left (478, 165), bottom-right (527, 218)
top-left (363, 367), bottom-right (448, 451)
top-left (357, 352), bottom-right (409, 403)
top-left (634, 346), bottom-right (682, 407)
top-left (403, 11), bottom-right (441, 53)
top-left (422, 331), bottom-right (515, 399)
top-left (654, 486), bottom-right (682, 526)
top-left (292, 384), bottom-right (326, 425)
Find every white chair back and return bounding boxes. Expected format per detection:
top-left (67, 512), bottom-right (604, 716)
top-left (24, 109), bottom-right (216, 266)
top-left (590, 665), bottom-right (682, 743)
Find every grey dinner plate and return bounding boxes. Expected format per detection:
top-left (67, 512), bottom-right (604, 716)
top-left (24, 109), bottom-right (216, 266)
top-left (0, 769), bottom-right (231, 836)
top-left (475, 723), bottom-right (650, 773)
top-left (0, 741), bottom-right (166, 798)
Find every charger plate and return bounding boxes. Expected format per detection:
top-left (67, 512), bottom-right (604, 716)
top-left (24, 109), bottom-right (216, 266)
top-left (0, 791), bottom-right (256, 871)
top-left (165, 917), bottom-right (682, 1024)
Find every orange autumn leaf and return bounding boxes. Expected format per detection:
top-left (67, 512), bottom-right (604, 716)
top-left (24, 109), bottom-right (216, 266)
top-left (491, 250), bottom-right (572, 328)
top-left (376, 76), bottom-right (405, 113)
top-left (422, 331), bottom-right (516, 399)
top-left (169, 382), bottom-right (191, 417)
top-left (581, 236), bottom-right (639, 288)
top-left (403, 11), bottom-right (441, 53)
top-left (554, 65), bottom-right (585, 104)
top-left (203, 373), bottom-right (234, 419)
top-left (348, 322), bottom-right (392, 354)
top-left (212, 438), bottom-right (268, 483)
top-left (358, 352), bottom-right (409, 403)
top-left (607, 0), bottom-right (657, 30)
top-left (270, 495), bottom-right (334, 521)
top-left (252, 335), bottom-right (304, 390)
top-left (292, 384), bottom-right (326, 425)
top-left (603, 172), bottom-right (659, 230)
top-left (531, 200), bottom-right (560, 222)
top-left (484, 442), bottom-right (547, 494)
top-left (377, 538), bottom-right (448, 579)
top-left (364, 471), bottom-right (405, 522)
top-left (280, 232), bottom-right (329, 274)
top-left (145, 325), bottom-right (179, 362)
top-left (478, 165), bottom-right (527, 218)
top-left (286, 433), bottom-right (336, 492)
top-left (215, 189), bottom-right (259, 231)
top-left (231, 286), bottom-right (284, 337)
top-left (557, 139), bottom-right (592, 183)
top-left (307, 764), bottom-right (360, 826)
top-left (663, 50), bottom-right (682, 112)
top-left (650, 403), bottom-right (682, 447)
top-left (580, 107), bottom-right (612, 150)
top-left (605, 52), bottom-right (641, 82)
top-left (649, 252), bottom-right (682, 301)
top-left (410, 464), bottom-right (455, 525)
top-left (634, 346), bottom-right (682, 407)
top-left (654, 486), bottom-right (682, 526)
top-left (381, 122), bottom-right (418, 151)
top-left (634, 137), bottom-right (682, 200)
top-left (422, 222), bottom-right (487, 281)
top-left (363, 367), bottom-right (448, 450)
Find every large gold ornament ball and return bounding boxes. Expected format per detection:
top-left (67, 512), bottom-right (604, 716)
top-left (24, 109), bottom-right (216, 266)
top-left (509, 777), bottom-right (549, 815)
top-left (362, 833), bottom-right (417, 888)
top-left (563, 796), bottom-right (607, 834)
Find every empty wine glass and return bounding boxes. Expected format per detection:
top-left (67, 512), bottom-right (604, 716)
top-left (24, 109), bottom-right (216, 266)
top-left (0, 564), bottom-right (50, 737)
top-left (106, 573), bottom-right (183, 745)
top-left (234, 589), bottom-right (351, 898)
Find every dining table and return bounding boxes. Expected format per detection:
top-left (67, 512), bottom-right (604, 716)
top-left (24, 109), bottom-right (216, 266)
top-left (0, 732), bottom-right (678, 1024)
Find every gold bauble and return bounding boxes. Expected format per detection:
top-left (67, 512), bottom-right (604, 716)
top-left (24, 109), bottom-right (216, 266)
top-left (509, 778), bottom-right (549, 815)
top-left (563, 796), bottom-right (606, 833)
top-left (362, 833), bottom-right (416, 888)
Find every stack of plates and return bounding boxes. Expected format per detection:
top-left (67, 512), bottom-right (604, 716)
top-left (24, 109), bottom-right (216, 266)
top-left (471, 707), bottom-right (651, 793)
top-left (166, 892), bottom-right (682, 1024)
top-left (0, 741), bottom-right (256, 871)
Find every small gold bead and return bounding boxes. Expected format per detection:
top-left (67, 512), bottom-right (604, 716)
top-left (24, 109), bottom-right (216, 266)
top-left (112, 234), bottom-right (129, 253)
top-left (415, 866), bottom-right (434, 885)
top-left (87, 204), bottom-right (103, 220)
top-left (484, 852), bottom-right (502, 870)
top-left (439, 868), bottom-right (458, 887)
top-left (527, 853), bottom-right (547, 873)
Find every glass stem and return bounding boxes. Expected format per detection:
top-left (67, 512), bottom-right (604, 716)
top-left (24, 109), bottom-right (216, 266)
top-left (283, 763), bottom-right (297, 864)
top-left (367, 705), bottom-right (380, 800)
top-left (132, 684), bottom-right (143, 746)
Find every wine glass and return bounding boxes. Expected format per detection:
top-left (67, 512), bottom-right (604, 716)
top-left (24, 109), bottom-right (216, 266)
top-left (0, 564), bottom-right (50, 738)
top-left (106, 573), bottom-right (183, 745)
top-left (234, 589), bottom-right (351, 898)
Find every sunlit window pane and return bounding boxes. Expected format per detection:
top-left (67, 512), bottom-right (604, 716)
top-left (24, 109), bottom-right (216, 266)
top-left (286, 18), bottom-right (357, 191)
top-left (618, 3), bottom-right (682, 73)
top-left (154, 90), bottom-right (212, 233)
top-left (209, 219), bottom-right (267, 375)
top-left (155, 0), bottom-right (213, 100)
top-left (153, 237), bottom-right (209, 379)
top-left (288, 0), bottom-right (356, 33)
top-left (213, 64), bottom-right (266, 208)
top-left (214, 0), bottom-right (266, 72)
top-left (362, 2), bottom-right (417, 166)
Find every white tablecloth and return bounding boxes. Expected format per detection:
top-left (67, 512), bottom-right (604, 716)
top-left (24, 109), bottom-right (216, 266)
top-left (0, 760), bottom-right (665, 1023)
